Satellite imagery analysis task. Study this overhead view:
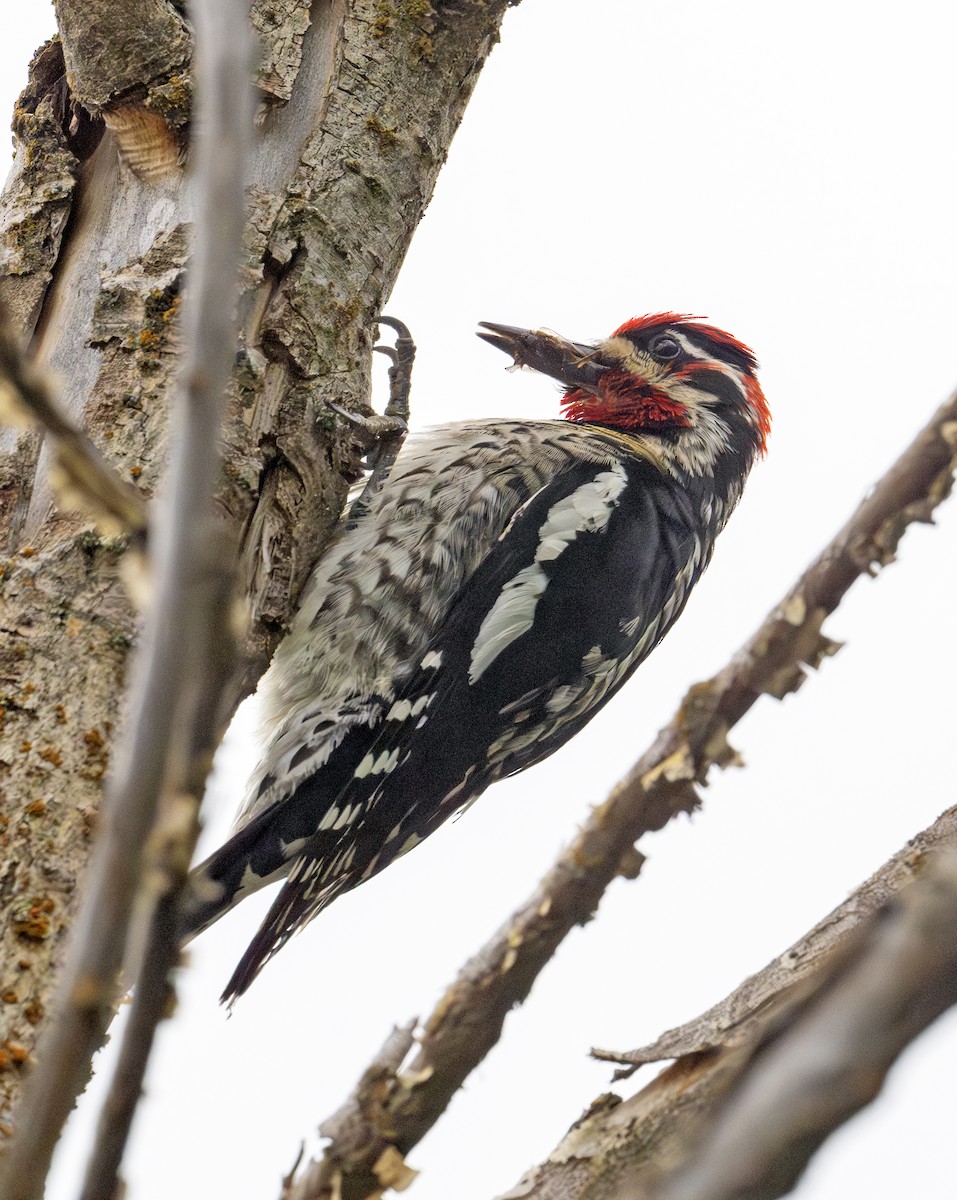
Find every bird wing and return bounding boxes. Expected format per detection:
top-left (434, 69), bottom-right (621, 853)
top-left (229, 421), bottom-right (597, 832)
top-left (221, 453), bottom-right (701, 1001)
top-left (187, 422), bottom-right (614, 947)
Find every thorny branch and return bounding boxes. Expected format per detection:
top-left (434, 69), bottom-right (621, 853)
top-left (0, 1), bottom-right (253, 1196)
top-left (282, 392), bottom-right (957, 1200)
top-left (0, 301), bottom-right (147, 537)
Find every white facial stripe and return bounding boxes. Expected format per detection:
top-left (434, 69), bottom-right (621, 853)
top-left (606, 329), bottom-right (749, 412)
top-left (468, 464), bottom-right (628, 683)
top-left (642, 378), bottom-right (732, 477)
top-left (670, 331), bottom-right (698, 358)
top-left (597, 335), bottom-right (669, 384)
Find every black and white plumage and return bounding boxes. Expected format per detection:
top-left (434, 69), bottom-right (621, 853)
top-left (183, 313), bottom-right (771, 1001)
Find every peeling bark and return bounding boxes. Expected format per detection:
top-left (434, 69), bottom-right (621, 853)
top-left (502, 809), bottom-right (957, 1200)
top-left (0, 0), bottom-right (514, 1137)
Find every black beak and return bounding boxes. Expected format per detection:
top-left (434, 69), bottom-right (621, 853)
top-left (477, 321), bottom-right (609, 391)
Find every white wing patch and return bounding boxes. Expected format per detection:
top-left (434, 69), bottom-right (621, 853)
top-left (469, 464), bottom-right (628, 684)
top-left (468, 563), bottom-right (548, 684)
top-left (353, 747), bottom-right (401, 779)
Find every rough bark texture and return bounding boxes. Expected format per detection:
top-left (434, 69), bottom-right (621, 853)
top-left (0, 0), bottom-right (513, 1136)
top-left (501, 807), bottom-right (957, 1200)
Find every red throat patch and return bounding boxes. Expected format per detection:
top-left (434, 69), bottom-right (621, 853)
top-left (561, 370), bottom-right (691, 431)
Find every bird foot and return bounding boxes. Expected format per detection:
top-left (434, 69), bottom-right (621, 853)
top-left (336, 316), bottom-right (417, 524)
top-left (374, 315), bottom-right (415, 426)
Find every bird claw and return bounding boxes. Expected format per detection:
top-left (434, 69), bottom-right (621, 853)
top-left (337, 317), bottom-right (416, 524)
top-left (375, 316), bottom-right (415, 424)
top-left (326, 400), bottom-right (407, 440)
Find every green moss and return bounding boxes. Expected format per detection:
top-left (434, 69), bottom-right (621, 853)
top-left (414, 34), bottom-right (435, 63)
top-left (76, 530), bottom-right (127, 557)
top-left (146, 73), bottom-right (193, 128)
top-left (143, 283), bottom-right (181, 326)
top-left (314, 410), bottom-right (339, 436)
top-left (127, 282), bottom-right (182, 357)
top-left (373, 2), bottom-right (396, 36)
top-left (366, 115), bottom-right (399, 152)
top-left (373, 0), bottom-right (435, 44)
top-left (342, 158), bottom-right (390, 201)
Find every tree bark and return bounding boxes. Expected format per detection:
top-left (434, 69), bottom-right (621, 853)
top-left (0, 0), bottom-right (514, 1137)
top-left (500, 807), bottom-right (957, 1200)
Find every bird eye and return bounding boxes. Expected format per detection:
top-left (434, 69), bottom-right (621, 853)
top-left (649, 334), bottom-right (681, 361)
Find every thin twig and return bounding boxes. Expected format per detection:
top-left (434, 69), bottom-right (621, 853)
top-left (0, 2), bottom-right (253, 1197)
top-left (283, 391), bottom-right (957, 1200)
top-left (79, 528), bottom-right (239, 1200)
top-left (0, 300), bottom-right (148, 536)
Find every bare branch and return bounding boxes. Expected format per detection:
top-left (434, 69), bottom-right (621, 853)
top-left (287, 391), bottom-right (957, 1200)
top-left (0, 1), bottom-right (254, 1195)
top-left (282, 1023), bottom-right (420, 1200)
top-left (79, 529), bottom-right (239, 1200)
top-left (0, 302), bottom-right (148, 537)
top-left (503, 807), bottom-right (957, 1200)
top-left (642, 848), bottom-right (957, 1200)
top-left (595, 806), bottom-right (957, 1076)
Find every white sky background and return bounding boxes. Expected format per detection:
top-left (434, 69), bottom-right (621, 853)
top-left (4, 2), bottom-right (957, 1197)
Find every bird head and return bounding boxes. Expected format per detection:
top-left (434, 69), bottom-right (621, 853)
top-left (478, 313), bottom-right (770, 481)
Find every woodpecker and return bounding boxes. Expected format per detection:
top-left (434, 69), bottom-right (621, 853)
top-left (184, 313), bottom-right (770, 1001)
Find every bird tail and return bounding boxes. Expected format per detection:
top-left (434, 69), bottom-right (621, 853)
top-left (178, 805), bottom-right (288, 944)
top-left (219, 866), bottom-right (348, 1005)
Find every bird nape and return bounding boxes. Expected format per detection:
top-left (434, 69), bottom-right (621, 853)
top-left (182, 313), bottom-right (770, 1003)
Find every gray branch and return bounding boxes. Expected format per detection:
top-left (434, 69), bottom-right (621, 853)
top-left (645, 849), bottom-right (957, 1200)
top-left (287, 390), bottom-right (957, 1200)
top-left (0, 1), bottom-right (253, 1196)
top-left (505, 805), bottom-right (957, 1200)
top-left (0, 302), bottom-right (147, 537)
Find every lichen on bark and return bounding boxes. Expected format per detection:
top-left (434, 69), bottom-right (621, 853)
top-left (0, 0), bottom-right (513, 1141)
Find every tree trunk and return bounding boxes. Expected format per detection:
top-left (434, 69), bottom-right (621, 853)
top-left (0, 0), bottom-right (513, 1134)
